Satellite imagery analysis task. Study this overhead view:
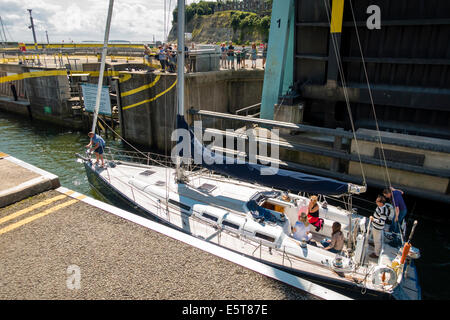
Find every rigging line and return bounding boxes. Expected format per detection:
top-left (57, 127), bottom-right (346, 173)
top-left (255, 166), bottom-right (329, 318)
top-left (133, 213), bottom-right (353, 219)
top-left (322, 0), bottom-right (367, 187)
top-left (97, 116), bottom-right (169, 168)
top-left (167, 0), bottom-right (173, 42)
top-left (348, 0), bottom-right (392, 190)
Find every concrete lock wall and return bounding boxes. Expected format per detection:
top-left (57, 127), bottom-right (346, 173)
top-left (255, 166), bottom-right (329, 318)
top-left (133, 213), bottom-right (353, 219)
top-left (118, 72), bottom-right (177, 152)
top-left (349, 129), bottom-right (450, 194)
top-left (0, 64), bottom-right (27, 99)
top-left (23, 67), bottom-right (72, 123)
top-left (118, 70), bottom-right (264, 153)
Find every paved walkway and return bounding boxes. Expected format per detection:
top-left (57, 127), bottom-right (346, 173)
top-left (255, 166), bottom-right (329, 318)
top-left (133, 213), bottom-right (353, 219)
top-left (0, 189), bottom-right (314, 300)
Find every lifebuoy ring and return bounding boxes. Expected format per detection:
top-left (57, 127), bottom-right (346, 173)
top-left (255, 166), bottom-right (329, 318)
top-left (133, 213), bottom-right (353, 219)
top-left (372, 266), bottom-right (397, 288)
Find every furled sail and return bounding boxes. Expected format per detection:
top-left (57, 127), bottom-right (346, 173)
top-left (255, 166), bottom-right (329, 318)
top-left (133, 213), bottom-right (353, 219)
top-left (175, 116), bottom-right (365, 195)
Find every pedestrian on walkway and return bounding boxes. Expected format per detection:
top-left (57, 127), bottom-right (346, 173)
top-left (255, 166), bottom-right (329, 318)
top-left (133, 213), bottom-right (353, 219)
top-left (227, 41), bottom-right (235, 70)
top-left (158, 45), bottom-right (167, 72)
top-left (241, 46), bottom-right (247, 69)
top-left (220, 43), bottom-right (227, 69)
top-left (262, 43), bottom-right (268, 69)
top-left (236, 47), bottom-right (242, 69)
top-left (251, 43), bottom-right (257, 69)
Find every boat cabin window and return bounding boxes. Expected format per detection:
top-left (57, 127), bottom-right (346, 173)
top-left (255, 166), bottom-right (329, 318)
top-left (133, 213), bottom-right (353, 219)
top-left (222, 220), bottom-right (240, 230)
top-left (255, 232), bottom-right (275, 243)
top-left (168, 199), bottom-right (191, 212)
top-left (202, 212), bottom-right (218, 222)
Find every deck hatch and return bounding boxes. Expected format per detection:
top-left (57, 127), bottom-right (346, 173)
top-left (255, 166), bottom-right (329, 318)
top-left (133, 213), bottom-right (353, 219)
top-left (198, 183), bottom-right (217, 193)
top-left (140, 170), bottom-right (155, 176)
top-left (155, 181), bottom-right (166, 186)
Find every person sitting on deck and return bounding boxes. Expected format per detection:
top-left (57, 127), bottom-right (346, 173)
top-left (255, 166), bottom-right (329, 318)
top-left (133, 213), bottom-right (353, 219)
top-left (292, 212), bottom-right (312, 243)
top-left (86, 132), bottom-right (106, 167)
top-left (307, 195), bottom-right (323, 232)
top-left (321, 222), bottom-right (344, 254)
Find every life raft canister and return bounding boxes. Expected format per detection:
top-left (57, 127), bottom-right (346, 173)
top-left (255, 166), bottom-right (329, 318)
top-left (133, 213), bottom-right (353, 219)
top-left (372, 266), bottom-right (397, 288)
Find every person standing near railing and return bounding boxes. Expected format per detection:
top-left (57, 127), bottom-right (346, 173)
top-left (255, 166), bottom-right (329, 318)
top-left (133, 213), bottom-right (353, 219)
top-left (383, 187), bottom-right (407, 247)
top-left (227, 41), bottom-right (235, 70)
top-left (220, 43), bottom-right (227, 69)
top-left (369, 195), bottom-right (389, 259)
top-left (262, 43), bottom-right (268, 69)
top-left (251, 43), bottom-right (257, 69)
top-left (86, 132), bottom-right (106, 168)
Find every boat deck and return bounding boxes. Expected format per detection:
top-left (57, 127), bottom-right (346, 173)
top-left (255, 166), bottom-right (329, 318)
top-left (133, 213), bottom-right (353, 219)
top-left (93, 160), bottom-right (418, 298)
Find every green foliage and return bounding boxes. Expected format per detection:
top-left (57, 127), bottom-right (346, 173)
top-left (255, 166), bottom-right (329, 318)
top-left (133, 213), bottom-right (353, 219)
top-left (173, 1), bottom-right (217, 24)
top-left (171, 1), bottom-right (272, 44)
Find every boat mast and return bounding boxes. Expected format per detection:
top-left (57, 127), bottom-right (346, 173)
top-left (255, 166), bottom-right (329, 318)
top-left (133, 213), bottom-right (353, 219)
top-left (91, 0), bottom-right (114, 133)
top-left (177, 0), bottom-right (185, 117)
top-left (175, 0), bottom-right (185, 181)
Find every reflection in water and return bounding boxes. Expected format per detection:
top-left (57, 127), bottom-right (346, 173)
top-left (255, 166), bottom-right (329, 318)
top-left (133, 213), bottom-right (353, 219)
top-left (0, 110), bottom-right (449, 299)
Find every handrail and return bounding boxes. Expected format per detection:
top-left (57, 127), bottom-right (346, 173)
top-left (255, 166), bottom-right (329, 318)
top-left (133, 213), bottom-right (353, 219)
top-left (235, 103), bottom-right (261, 115)
top-left (191, 109), bottom-right (450, 153)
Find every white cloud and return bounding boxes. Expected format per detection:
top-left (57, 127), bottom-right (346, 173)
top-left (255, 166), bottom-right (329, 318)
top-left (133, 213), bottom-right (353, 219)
top-left (0, 0), bottom-right (198, 42)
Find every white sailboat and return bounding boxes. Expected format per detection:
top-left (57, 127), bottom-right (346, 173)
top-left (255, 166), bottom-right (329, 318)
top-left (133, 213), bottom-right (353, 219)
top-left (77, 0), bottom-right (421, 299)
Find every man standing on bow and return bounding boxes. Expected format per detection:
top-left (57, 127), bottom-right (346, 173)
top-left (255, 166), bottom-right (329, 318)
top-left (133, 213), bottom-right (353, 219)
top-left (86, 132), bottom-right (106, 167)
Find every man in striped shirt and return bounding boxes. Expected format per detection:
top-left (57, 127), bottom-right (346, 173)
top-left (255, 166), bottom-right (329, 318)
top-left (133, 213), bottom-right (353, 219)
top-left (369, 196), bottom-right (389, 259)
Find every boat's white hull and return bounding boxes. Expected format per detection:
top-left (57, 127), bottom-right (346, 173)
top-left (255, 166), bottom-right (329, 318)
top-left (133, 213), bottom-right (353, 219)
top-left (82, 159), bottom-right (420, 299)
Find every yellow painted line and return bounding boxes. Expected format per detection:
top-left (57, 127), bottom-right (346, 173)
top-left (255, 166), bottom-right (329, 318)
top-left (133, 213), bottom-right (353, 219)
top-left (121, 75), bottom-right (161, 97)
top-left (76, 194), bottom-right (87, 200)
top-left (330, 0), bottom-right (345, 33)
top-left (0, 70), bottom-right (124, 84)
top-left (0, 198), bottom-right (78, 236)
top-left (0, 194), bottom-right (67, 226)
top-left (63, 189), bottom-right (86, 200)
top-left (0, 152), bottom-right (9, 158)
top-left (119, 73), bottom-right (132, 83)
top-left (23, 44), bottom-right (144, 50)
top-left (123, 79), bottom-right (177, 111)
top-left (64, 190), bottom-right (75, 196)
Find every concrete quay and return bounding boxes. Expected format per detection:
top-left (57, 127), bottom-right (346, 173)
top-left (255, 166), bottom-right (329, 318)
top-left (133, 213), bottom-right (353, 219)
top-left (0, 152), bottom-right (60, 208)
top-left (1, 154), bottom-right (350, 300)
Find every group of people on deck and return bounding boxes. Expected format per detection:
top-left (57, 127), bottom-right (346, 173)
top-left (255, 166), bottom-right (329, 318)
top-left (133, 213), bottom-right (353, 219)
top-left (289, 188), bottom-right (408, 257)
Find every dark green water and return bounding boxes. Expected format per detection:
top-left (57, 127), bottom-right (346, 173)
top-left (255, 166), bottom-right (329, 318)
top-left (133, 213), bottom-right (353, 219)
top-left (0, 111), bottom-right (126, 197)
top-left (0, 110), bottom-right (449, 299)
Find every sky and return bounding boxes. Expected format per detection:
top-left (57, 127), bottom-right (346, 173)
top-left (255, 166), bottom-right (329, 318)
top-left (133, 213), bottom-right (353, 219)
top-left (0, 0), bottom-right (199, 43)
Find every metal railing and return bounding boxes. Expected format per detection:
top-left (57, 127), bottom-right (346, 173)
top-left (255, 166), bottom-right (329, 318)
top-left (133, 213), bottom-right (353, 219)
top-left (105, 146), bottom-right (173, 168)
